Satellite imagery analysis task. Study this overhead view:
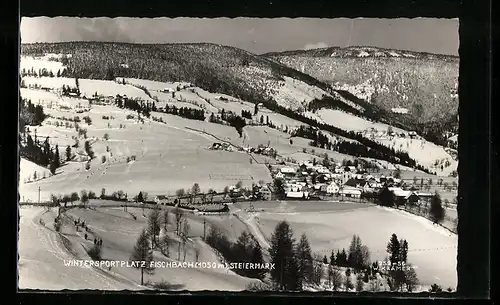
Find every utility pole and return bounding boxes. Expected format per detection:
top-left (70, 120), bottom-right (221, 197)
top-left (38, 187), bottom-right (41, 205)
top-left (203, 218), bottom-right (206, 240)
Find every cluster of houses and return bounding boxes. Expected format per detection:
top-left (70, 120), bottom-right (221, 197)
top-left (273, 161), bottom-right (433, 205)
top-left (209, 142), bottom-right (278, 158)
top-left (209, 142), bottom-right (236, 152)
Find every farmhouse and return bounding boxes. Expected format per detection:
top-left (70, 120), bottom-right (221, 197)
top-left (339, 187), bottom-right (362, 198)
top-left (259, 185), bottom-right (273, 201)
top-left (275, 172), bottom-right (286, 179)
top-left (391, 107), bottom-right (409, 114)
top-left (415, 191), bottom-right (434, 204)
top-left (280, 167), bottom-right (296, 174)
top-left (406, 193), bottom-right (421, 205)
top-left (154, 195), bottom-right (169, 205)
top-left (316, 167), bottom-right (331, 174)
top-left (320, 182), bottom-right (340, 194)
top-left (362, 181), bottom-right (381, 193)
top-left (286, 191), bottom-right (309, 200)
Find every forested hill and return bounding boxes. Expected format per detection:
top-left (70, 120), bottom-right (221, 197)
top-left (263, 46), bottom-right (459, 124)
top-left (21, 42), bottom-right (335, 106)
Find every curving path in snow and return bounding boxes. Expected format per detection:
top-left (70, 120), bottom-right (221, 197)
top-left (18, 207), bottom-right (144, 290)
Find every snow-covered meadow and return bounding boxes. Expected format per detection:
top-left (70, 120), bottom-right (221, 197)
top-left (233, 201), bottom-right (457, 290)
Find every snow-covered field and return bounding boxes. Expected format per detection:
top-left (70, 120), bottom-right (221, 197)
top-left (123, 78), bottom-right (192, 91)
top-left (19, 107), bottom-right (272, 202)
top-left (313, 109), bottom-right (405, 134)
top-left (79, 79), bottom-right (153, 100)
top-left (271, 76), bottom-right (330, 110)
top-left (308, 109), bottom-right (457, 175)
top-left (21, 55), bottom-right (68, 74)
top-left (378, 137), bottom-right (458, 176)
top-left (22, 76), bottom-right (76, 90)
top-left (19, 158), bottom-right (52, 185)
top-left (21, 88), bottom-right (90, 109)
top-left (233, 201), bottom-right (457, 290)
top-left (18, 206), bottom-right (259, 290)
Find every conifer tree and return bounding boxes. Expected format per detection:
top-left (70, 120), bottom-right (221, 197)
top-left (130, 229), bottom-right (155, 285)
top-left (295, 233), bottom-right (314, 287)
top-left (269, 221), bottom-right (299, 291)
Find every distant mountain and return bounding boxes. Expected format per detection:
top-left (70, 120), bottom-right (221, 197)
top-left (21, 42), bottom-right (336, 110)
top-left (263, 46), bottom-right (459, 125)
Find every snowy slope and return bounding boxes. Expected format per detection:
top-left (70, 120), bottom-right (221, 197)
top-left (20, 55), bottom-right (68, 75)
top-left (270, 76), bottom-right (330, 110)
top-left (18, 207), bottom-right (143, 290)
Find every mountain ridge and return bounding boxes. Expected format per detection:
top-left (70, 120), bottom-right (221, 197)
top-left (262, 45), bottom-right (459, 60)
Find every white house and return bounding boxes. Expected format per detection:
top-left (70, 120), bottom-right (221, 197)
top-left (321, 182), bottom-right (340, 194)
top-left (391, 107), bottom-right (409, 114)
top-left (339, 187), bottom-right (362, 198)
top-left (154, 195), bottom-right (169, 205)
top-left (286, 191), bottom-right (309, 199)
top-left (275, 172), bottom-right (285, 179)
top-left (317, 167), bottom-right (331, 174)
top-left (259, 185), bottom-right (272, 201)
top-left (388, 187), bottom-right (412, 199)
top-left (285, 183), bottom-right (304, 192)
top-left (280, 167), bottom-right (296, 174)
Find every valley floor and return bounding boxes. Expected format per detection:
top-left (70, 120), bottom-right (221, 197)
top-left (18, 199), bottom-right (457, 291)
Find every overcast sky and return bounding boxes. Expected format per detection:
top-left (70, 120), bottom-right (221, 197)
top-left (21, 17), bottom-right (459, 56)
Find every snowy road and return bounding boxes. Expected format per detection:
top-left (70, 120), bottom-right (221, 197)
top-left (18, 207), bottom-right (143, 290)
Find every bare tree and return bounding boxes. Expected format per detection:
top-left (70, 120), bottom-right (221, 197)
top-left (159, 233), bottom-right (170, 257)
top-left (329, 266), bottom-right (343, 291)
top-left (236, 180), bottom-right (243, 189)
top-left (191, 183), bottom-right (201, 195)
top-left (369, 278), bottom-right (382, 292)
top-left (182, 219), bottom-right (190, 261)
top-left (404, 264), bottom-right (420, 292)
top-left (311, 254), bottom-right (324, 286)
top-left (80, 190), bottom-right (89, 207)
top-left (147, 208), bottom-right (161, 248)
top-left (175, 188), bottom-right (185, 199)
top-left (194, 246), bottom-right (201, 262)
top-left (173, 207), bottom-right (184, 235)
top-left (163, 209), bottom-right (169, 231)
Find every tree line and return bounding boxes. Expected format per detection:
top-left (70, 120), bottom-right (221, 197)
top-left (209, 108), bottom-right (246, 137)
top-left (20, 67), bottom-right (62, 78)
top-left (291, 124), bottom-right (432, 174)
top-left (205, 228), bottom-right (266, 279)
top-left (129, 206), bottom-right (192, 286)
top-left (263, 100), bottom-right (434, 174)
top-left (247, 220), bottom-right (421, 292)
top-left (377, 187), bottom-right (447, 225)
top-left (116, 95), bottom-right (206, 122)
top-left (20, 134), bottom-right (61, 174)
top-left (19, 97), bottom-right (46, 129)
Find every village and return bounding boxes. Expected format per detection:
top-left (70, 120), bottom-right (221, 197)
top-left (269, 160), bottom-right (436, 205)
top-left (145, 157), bottom-right (440, 212)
